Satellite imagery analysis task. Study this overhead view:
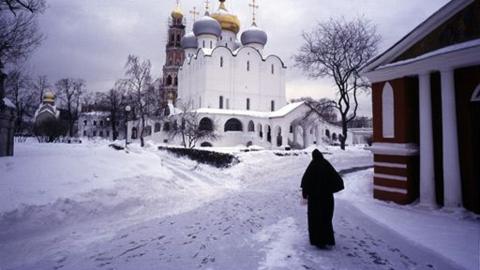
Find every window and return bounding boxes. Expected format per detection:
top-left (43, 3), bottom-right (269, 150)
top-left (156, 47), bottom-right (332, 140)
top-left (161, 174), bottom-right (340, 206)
top-left (106, 131), bottom-right (110, 137)
top-left (203, 40), bottom-right (205, 48)
top-left (174, 76), bottom-right (178, 86)
top-left (210, 40), bottom-right (213, 48)
top-left (131, 127), bottom-right (137, 139)
top-left (248, 121), bottom-right (255, 132)
top-left (325, 129), bottom-right (330, 138)
top-left (246, 98), bottom-right (250, 110)
top-left (93, 131), bottom-right (97, 137)
top-left (290, 125), bottom-right (293, 133)
top-left (83, 120), bottom-right (87, 126)
top-left (99, 131), bottom-right (103, 137)
top-left (199, 118), bottom-right (214, 131)
top-left (154, 123), bottom-right (161, 132)
top-left (219, 96), bottom-right (224, 109)
top-left (201, 142), bottom-right (213, 147)
top-left (166, 75), bottom-right (173, 86)
top-left (258, 124), bottom-right (263, 138)
top-left (332, 133), bottom-right (337, 141)
top-left (247, 61), bottom-right (250, 71)
top-left (271, 64), bottom-right (275, 75)
top-left (382, 82), bottom-right (395, 138)
top-left (93, 121), bottom-right (97, 126)
top-left (163, 122), bottom-right (170, 132)
top-left (226, 98), bottom-right (230, 109)
top-left (83, 130), bottom-right (87, 136)
top-left (220, 57), bottom-right (223, 67)
top-left (271, 100), bottom-right (275, 112)
top-left (472, 84), bottom-right (480, 102)
top-left (224, 118), bottom-right (243, 132)
top-left (100, 121), bottom-right (104, 127)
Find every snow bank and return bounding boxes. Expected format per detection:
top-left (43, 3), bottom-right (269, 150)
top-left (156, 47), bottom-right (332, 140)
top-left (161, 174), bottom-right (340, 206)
top-left (338, 169), bottom-right (480, 270)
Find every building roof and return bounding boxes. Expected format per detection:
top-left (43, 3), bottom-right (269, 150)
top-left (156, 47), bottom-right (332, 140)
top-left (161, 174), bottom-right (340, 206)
top-left (194, 102), bottom-right (304, 119)
top-left (361, 0), bottom-right (475, 73)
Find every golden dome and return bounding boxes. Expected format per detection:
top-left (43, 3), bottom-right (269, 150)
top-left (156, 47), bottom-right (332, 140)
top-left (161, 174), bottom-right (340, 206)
top-left (211, 0), bottom-right (240, 34)
top-left (171, 6), bottom-right (183, 19)
top-left (43, 91), bottom-right (55, 103)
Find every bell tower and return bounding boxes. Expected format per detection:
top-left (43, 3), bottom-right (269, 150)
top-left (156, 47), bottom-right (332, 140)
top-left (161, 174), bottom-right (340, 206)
top-left (160, 1), bottom-right (186, 110)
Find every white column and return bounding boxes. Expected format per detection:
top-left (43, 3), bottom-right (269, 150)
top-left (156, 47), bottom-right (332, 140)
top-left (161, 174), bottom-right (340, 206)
top-left (440, 69), bottom-right (462, 208)
top-left (315, 126), bottom-right (321, 146)
top-left (303, 124), bottom-right (310, 148)
top-left (281, 126), bottom-right (289, 148)
top-left (419, 73), bottom-right (436, 207)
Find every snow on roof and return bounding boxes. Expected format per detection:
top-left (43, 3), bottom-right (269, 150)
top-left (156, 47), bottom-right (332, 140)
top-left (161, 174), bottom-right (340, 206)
top-left (2, 97), bottom-right (15, 109)
top-left (195, 102), bottom-right (305, 119)
top-left (378, 38), bottom-right (480, 70)
top-left (80, 111), bottom-right (110, 117)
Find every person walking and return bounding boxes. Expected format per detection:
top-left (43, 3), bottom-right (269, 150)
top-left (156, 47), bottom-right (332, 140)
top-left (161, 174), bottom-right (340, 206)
top-left (301, 149), bottom-right (344, 248)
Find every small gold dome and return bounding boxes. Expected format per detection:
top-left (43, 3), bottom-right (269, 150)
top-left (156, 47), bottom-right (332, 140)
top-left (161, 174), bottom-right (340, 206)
top-left (211, 0), bottom-right (240, 34)
top-left (43, 91), bottom-right (55, 103)
top-left (171, 6), bottom-right (183, 19)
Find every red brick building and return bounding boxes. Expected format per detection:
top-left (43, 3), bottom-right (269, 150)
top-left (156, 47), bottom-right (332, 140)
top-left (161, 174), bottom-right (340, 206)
top-left (362, 0), bottom-right (480, 213)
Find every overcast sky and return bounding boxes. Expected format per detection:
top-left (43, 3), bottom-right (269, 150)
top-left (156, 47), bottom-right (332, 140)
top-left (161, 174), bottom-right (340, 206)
top-left (27, 0), bottom-right (450, 116)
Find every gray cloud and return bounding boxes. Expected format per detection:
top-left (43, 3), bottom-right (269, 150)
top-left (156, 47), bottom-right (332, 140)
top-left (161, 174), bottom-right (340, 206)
top-left (28, 0), bottom-right (449, 116)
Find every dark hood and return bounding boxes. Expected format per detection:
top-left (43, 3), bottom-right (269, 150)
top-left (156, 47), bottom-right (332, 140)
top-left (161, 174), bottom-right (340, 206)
top-left (312, 149), bottom-right (323, 161)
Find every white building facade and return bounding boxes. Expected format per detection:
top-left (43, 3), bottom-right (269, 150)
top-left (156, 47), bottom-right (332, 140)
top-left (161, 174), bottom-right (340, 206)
top-left (129, 0), bottom-right (354, 149)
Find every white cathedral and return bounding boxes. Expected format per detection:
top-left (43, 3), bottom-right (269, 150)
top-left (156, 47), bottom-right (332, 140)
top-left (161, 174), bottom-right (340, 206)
top-left (128, 0), bottom-right (352, 149)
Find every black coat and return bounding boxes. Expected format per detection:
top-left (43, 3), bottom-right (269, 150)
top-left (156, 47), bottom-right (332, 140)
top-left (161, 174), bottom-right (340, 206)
top-left (301, 150), bottom-right (344, 247)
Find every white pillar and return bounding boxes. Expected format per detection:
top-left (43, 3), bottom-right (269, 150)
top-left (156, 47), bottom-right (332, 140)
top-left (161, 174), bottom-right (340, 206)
top-left (282, 127), bottom-right (289, 148)
top-left (419, 73), bottom-right (436, 207)
top-left (303, 124), bottom-right (310, 148)
top-left (440, 69), bottom-right (462, 208)
top-left (315, 126), bottom-right (321, 146)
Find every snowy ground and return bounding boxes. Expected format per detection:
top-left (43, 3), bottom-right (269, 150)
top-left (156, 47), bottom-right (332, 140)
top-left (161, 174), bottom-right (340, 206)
top-left (0, 141), bottom-right (478, 270)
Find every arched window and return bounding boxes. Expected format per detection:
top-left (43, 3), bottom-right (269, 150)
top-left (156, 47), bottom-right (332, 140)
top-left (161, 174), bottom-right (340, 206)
top-left (201, 142), bottom-right (213, 147)
top-left (382, 82), bottom-right (395, 138)
top-left (248, 120), bottom-right (255, 132)
top-left (325, 129), bottom-right (330, 138)
top-left (154, 123), bottom-right (161, 132)
top-left (472, 84), bottom-right (480, 102)
top-left (219, 96), bottom-right (224, 109)
top-left (247, 61), bottom-right (250, 71)
top-left (246, 98), bottom-right (250, 110)
top-left (166, 75), bottom-right (173, 86)
top-left (271, 64), bottom-right (275, 75)
top-left (163, 122), bottom-right (170, 132)
top-left (199, 117), bottom-right (214, 131)
top-left (220, 57), bottom-right (224, 67)
top-left (332, 133), bottom-right (337, 141)
top-left (224, 118), bottom-right (243, 132)
top-left (271, 100), bottom-right (275, 112)
top-left (131, 127), bottom-right (138, 139)
top-left (174, 76), bottom-right (178, 86)
top-left (144, 126), bottom-right (152, 136)
top-left (258, 123), bottom-right (263, 138)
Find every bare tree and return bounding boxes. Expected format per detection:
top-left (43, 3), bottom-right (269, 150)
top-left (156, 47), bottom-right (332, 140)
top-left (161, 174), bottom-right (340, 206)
top-left (55, 78), bottom-right (84, 137)
top-left (0, 0), bottom-right (46, 15)
top-left (294, 17), bottom-right (380, 150)
top-left (121, 55), bottom-right (152, 147)
top-left (104, 81), bottom-right (127, 140)
top-left (31, 74), bottom-right (49, 105)
top-left (0, 0), bottom-right (44, 101)
top-left (292, 97), bottom-right (338, 123)
top-left (4, 68), bottom-right (35, 132)
top-left (168, 99), bottom-right (218, 149)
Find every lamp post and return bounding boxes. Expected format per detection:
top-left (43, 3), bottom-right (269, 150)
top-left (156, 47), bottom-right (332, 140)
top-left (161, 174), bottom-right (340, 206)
top-left (125, 105), bottom-right (131, 149)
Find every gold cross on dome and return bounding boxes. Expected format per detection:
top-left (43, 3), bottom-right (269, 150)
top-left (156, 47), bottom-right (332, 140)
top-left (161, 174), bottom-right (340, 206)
top-left (190, 6), bottom-right (199, 21)
top-left (249, 0), bottom-right (259, 25)
top-left (204, 0), bottom-right (210, 14)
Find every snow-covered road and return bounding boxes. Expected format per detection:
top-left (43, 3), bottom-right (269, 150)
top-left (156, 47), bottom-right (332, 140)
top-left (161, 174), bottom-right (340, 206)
top-left (1, 143), bottom-right (470, 270)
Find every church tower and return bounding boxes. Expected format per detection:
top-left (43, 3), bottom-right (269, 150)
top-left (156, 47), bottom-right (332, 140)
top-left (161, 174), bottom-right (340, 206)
top-left (160, 2), bottom-right (186, 109)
